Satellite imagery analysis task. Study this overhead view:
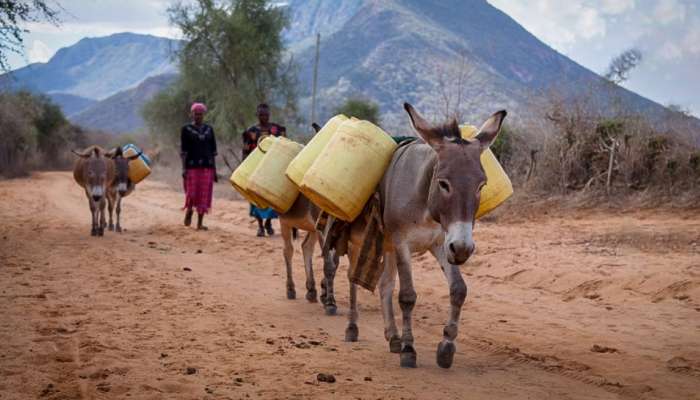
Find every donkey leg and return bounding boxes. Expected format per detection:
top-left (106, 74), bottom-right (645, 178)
top-left (281, 225), bottom-right (296, 300)
top-left (98, 198), bottom-right (106, 236)
top-left (107, 195), bottom-right (115, 231)
top-left (321, 243), bottom-right (339, 315)
top-left (301, 231), bottom-right (317, 302)
top-left (89, 197), bottom-right (98, 236)
top-left (432, 245), bottom-right (467, 369)
top-left (115, 195), bottom-right (123, 233)
top-left (379, 251), bottom-right (400, 353)
top-left (396, 246), bottom-right (417, 367)
top-left (344, 281), bottom-right (359, 342)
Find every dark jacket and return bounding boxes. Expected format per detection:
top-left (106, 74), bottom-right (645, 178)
top-left (181, 123), bottom-right (218, 169)
top-left (242, 123), bottom-right (286, 159)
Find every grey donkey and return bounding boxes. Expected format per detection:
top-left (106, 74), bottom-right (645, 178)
top-left (344, 103), bottom-right (507, 369)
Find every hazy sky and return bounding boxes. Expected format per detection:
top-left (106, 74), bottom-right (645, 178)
top-left (7, 0), bottom-right (699, 116)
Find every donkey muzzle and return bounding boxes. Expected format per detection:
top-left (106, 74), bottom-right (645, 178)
top-left (90, 186), bottom-right (104, 202)
top-left (445, 222), bottom-right (475, 265)
top-left (117, 182), bottom-right (128, 196)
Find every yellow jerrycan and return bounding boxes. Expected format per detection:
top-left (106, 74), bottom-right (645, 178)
top-left (286, 114), bottom-right (348, 187)
top-left (122, 144), bottom-right (151, 184)
top-left (229, 136), bottom-right (274, 208)
top-left (460, 125), bottom-right (513, 218)
top-left (300, 119), bottom-right (397, 222)
top-left (247, 137), bottom-right (304, 213)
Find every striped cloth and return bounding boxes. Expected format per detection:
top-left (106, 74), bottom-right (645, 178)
top-left (183, 168), bottom-right (215, 214)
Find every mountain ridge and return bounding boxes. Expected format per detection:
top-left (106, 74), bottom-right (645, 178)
top-left (1, 0), bottom-right (694, 134)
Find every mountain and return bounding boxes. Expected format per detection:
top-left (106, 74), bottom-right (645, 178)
top-left (287, 0), bottom-right (679, 131)
top-left (2, 1), bottom-right (695, 135)
top-left (46, 93), bottom-right (97, 117)
top-left (72, 74), bottom-right (177, 133)
top-left (0, 32), bottom-right (179, 117)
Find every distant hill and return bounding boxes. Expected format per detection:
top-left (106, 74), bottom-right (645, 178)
top-left (0, 32), bottom-right (179, 120)
top-left (71, 74), bottom-right (177, 134)
top-left (2, 1), bottom-right (696, 135)
top-left (46, 93), bottom-right (97, 117)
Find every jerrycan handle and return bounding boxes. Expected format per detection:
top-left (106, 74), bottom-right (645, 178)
top-left (257, 135), bottom-right (274, 153)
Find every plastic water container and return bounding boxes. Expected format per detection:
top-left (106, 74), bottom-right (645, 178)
top-left (247, 137), bottom-right (304, 213)
top-left (460, 125), bottom-right (513, 218)
top-left (230, 137), bottom-right (274, 208)
top-left (122, 144), bottom-right (151, 184)
top-left (300, 119), bottom-right (397, 222)
top-left (286, 114), bottom-right (348, 187)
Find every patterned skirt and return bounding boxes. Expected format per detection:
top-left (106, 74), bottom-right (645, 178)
top-left (183, 168), bottom-right (214, 214)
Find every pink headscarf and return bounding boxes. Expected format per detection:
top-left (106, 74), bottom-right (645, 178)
top-left (191, 102), bottom-right (207, 113)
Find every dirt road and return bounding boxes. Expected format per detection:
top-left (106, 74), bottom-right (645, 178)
top-left (1, 172), bottom-right (699, 399)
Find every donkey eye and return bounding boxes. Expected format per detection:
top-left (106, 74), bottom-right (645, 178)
top-left (438, 179), bottom-right (451, 193)
top-left (477, 182), bottom-right (487, 192)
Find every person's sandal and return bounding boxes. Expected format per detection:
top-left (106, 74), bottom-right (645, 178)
top-left (257, 227), bottom-right (265, 237)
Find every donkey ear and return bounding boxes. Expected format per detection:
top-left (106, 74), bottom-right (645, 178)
top-left (404, 103), bottom-right (441, 147)
top-left (72, 149), bottom-right (91, 158)
top-left (475, 110), bottom-right (507, 151)
top-left (105, 148), bottom-right (118, 159)
top-left (311, 123), bottom-right (322, 133)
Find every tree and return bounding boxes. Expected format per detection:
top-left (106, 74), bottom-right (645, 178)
top-left (435, 49), bottom-right (481, 122)
top-left (144, 0), bottom-right (298, 145)
top-left (0, 1), bottom-right (61, 72)
top-left (334, 99), bottom-right (380, 125)
top-left (604, 48), bottom-right (642, 84)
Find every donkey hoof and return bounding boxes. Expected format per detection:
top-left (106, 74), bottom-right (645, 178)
top-left (436, 341), bottom-right (456, 369)
top-left (108, 224), bottom-right (114, 231)
top-left (287, 289), bottom-right (296, 300)
top-left (306, 290), bottom-right (318, 303)
top-left (400, 345), bottom-right (417, 368)
top-left (344, 323), bottom-right (359, 342)
top-left (324, 304), bottom-right (337, 316)
top-left (97, 228), bottom-right (104, 237)
top-left (389, 335), bottom-right (402, 353)
top-left (320, 292), bottom-right (327, 304)
top-left (116, 226), bottom-right (122, 233)
top-left (91, 229), bottom-right (97, 236)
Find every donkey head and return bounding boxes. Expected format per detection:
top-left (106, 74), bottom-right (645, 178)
top-left (73, 147), bottom-right (109, 202)
top-left (404, 103), bottom-right (506, 265)
top-left (107, 147), bottom-right (141, 196)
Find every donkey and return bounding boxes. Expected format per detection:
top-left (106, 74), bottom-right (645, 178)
top-left (72, 146), bottom-right (115, 236)
top-left (278, 123), bottom-right (340, 315)
top-left (344, 103), bottom-right (506, 368)
top-left (106, 147), bottom-right (142, 233)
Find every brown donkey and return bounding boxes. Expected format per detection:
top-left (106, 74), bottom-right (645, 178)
top-left (373, 103), bottom-right (506, 368)
top-left (278, 123), bottom-right (340, 315)
top-left (106, 147), bottom-right (142, 233)
top-left (72, 146), bottom-right (115, 236)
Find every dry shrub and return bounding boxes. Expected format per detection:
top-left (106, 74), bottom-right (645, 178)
top-left (504, 91), bottom-right (699, 206)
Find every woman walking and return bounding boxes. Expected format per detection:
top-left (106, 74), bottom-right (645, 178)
top-left (242, 103), bottom-right (286, 237)
top-left (181, 102), bottom-right (218, 230)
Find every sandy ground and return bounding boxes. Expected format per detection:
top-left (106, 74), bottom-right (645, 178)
top-left (0, 172), bottom-right (699, 400)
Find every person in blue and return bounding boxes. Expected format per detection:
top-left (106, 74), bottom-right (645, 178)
top-left (242, 103), bottom-right (286, 237)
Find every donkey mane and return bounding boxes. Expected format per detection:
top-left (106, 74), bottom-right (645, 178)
top-left (433, 120), bottom-right (468, 144)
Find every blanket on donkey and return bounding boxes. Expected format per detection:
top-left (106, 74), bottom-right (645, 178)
top-left (316, 193), bottom-right (385, 292)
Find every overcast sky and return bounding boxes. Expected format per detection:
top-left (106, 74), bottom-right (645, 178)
top-left (7, 0), bottom-right (700, 116)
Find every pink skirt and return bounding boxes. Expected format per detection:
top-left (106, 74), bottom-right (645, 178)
top-left (183, 168), bottom-right (214, 214)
